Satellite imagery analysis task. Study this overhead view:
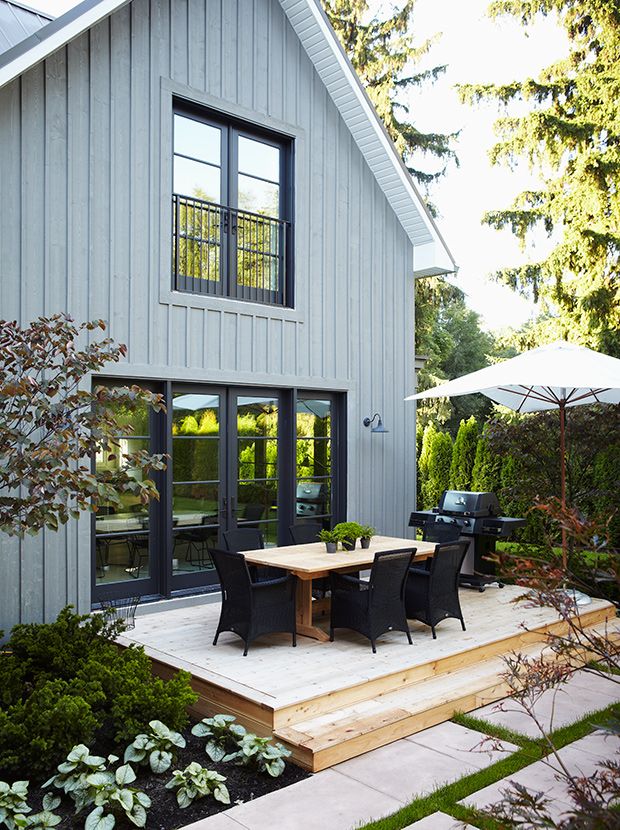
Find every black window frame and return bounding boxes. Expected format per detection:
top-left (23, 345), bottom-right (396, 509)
top-left (172, 100), bottom-right (295, 308)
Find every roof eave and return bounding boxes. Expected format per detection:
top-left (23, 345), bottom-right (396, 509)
top-left (0, 0), bottom-right (130, 84)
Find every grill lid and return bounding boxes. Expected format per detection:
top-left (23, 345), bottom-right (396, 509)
top-left (437, 490), bottom-right (500, 518)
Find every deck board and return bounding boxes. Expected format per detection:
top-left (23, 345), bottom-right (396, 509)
top-left (120, 586), bottom-right (615, 770)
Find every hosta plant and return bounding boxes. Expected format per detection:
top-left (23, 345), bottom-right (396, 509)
top-left (191, 714), bottom-right (246, 763)
top-left (43, 744), bottom-right (118, 813)
top-left (21, 797), bottom-right (62, 830)
top-left (84, 763), bottom-right (151, 829)
top-left (0, 782), bottom-right (60, 830)
top-left (224, 733), bottom-right (291, 778)
top-left (0, 780), bottom-right (30, 829)
top-left (165, 762), bottom-right (230, 808)
top-left (124, 720), bottom-right (186, 774)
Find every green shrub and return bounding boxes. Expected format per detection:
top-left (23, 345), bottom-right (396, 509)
top-left (0, 608), bottom-right (198, 782)
top-left (418, 423), bottom-right (437, 509)
top-left (449, 416), bottom-right (479, 491)
top-left (107, 654), bottom-right (197, 744)
top-left (593, 444), bottom-right (620, 548)
top-left (471, 427), bottom-right (502, 493)
top-left (422, 430), bottom-right (453, 509)
top-left (0, 680), bottom-right (100, 779)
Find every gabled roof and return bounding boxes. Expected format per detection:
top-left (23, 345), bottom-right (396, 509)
top-left (0, 0), bottom-right (52, 53)
top-left (0, 0), bottom-right (456, 276)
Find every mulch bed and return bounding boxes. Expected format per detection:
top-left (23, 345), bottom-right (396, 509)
top-left (31, 726), bottom-right (309, 830)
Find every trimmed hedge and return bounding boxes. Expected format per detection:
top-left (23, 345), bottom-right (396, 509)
top-left (449, 417), bottom-right (479, 491)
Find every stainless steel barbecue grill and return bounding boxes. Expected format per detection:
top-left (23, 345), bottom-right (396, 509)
top-left (409, 490), bottom-right (526, 590)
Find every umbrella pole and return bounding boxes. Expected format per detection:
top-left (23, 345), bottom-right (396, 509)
top-left (559, 400), bottom-right (567, 570)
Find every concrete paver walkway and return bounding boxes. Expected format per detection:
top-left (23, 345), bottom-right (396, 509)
top-left (403, 813), bottom-right (477, 829)
top-left (472, 670), bottom-right (619, 738)
top-left (461, 731), bottom-right (615, 823)
top-left (184, 669), bottom-right (618, 830)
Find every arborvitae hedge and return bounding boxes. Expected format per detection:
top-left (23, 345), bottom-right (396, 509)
top-left (416, 423), bottom-right (424, 508)
top-left (471, 426), bottom-right (502, 493)
top-left (449, 416), bottom-right (479, 491)
top-left (423, 430), bottom-right (453, 509)
top-left (416, 406), bottom-right (619, 550)
top-left (418, 423), bottom-right (437, 509)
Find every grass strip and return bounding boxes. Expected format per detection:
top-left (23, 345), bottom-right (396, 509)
top-left (587, 660), bottom-right (620, 677)
top-left (451, 711), bottom-right (530, 749)
top-left (357, 702), bottom-right (618, 830)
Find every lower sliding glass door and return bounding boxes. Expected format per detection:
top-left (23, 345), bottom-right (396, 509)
top-left (169, 389), bottom-right (224, 590)
top-left (92, 382), bottom-right (343, 603)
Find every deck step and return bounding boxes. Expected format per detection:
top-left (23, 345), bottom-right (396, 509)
top-left (275, 621), bottom-right (611, 772)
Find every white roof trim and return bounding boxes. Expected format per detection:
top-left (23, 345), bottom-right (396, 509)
top-left (0, 0), bottom-right (130, 84)
top-left (0, 0), bottom-right (456, 274)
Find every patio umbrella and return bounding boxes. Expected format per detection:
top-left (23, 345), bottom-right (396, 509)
top-left (406, 340), bottom-right (620, 568)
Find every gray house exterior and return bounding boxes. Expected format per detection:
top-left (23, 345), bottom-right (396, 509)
top-left (0, 0), bottom-right (454, 634)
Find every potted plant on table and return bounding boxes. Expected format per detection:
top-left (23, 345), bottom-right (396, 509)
top-left (333, 522), bottom-right (364, 551)
top-left (318, 529), bottom-right (340, 553)
top-left (359, 526), bottom-right (376, 549)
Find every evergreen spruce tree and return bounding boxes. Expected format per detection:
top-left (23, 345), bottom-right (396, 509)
top-left (322, 0), bottom-right (457, 194)
top-left (449, 417), bottom-right (479, 491)
top-left (460, 0), bottom-right (620, 355)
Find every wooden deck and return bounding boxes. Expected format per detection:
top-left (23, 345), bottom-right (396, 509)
top-left (120, 587), bottom-right (614, 772)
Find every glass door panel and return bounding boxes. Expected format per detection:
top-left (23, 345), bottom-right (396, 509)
top-left (171, 392), bottom-right (222, 576)
top-left (94, 405), bottom-right (154, 586)
top-left (295, 398), bottom-right (333, 529)
top-left (235, 395), bottom-right (279, 545)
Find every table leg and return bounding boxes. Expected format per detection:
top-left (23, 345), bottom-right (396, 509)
top-left (296, 578), bottom-right (330, 642)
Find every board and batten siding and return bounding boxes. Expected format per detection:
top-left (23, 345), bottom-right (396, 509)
top-left (0, 0), bottom-right (417, 632)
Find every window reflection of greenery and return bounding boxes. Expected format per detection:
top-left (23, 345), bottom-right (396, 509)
top-left (96, 399), bottom-right (151, 515)
top-left (296, 410), bottom-right (331, 481)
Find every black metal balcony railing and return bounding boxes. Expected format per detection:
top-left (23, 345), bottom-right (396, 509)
top-left (172, 194), bottom-right (290, 306)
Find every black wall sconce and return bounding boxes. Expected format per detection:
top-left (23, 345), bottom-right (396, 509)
top-left (363, 413), bottom-right (389, 434)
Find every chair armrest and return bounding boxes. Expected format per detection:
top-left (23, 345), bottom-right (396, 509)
top-left (331, 572), bottom-right (369, 591)
top-left (408, 566), bottom-right (430, 579)
top-left (252, 573), bottom-right (296, 590)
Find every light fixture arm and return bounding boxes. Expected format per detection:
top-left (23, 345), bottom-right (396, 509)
top-left (363, 413), bottom-right (389, 433)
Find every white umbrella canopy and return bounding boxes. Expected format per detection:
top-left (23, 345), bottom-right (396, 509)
top-left (406, 340), bottom-right (620, 411)
top-left (406, 340), bottom-right (620, 567)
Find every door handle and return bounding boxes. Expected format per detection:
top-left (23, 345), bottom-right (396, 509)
top-left (219, 497), bottom-right (228, 518)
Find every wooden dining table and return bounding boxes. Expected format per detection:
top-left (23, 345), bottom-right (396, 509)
top-left (243, 535), bottom-right (437, 641)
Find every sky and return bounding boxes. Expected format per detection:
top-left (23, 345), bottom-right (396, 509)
top-left (407, 0), bottom-right (568, 331)
top-left (29, 0), bottom-right (569, 332)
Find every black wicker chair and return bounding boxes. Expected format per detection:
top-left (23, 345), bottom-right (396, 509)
top-left (412, 520), bottom-right (463, 574)
top-left (176, 516), bottom-right (214, 569)
top-left (329, 548), bottom-right (415, 653)
top-left (239, 503), bottom-right (264, 529)
top-left (289, 523), bottom-right (323, 545)
top-left (223, 528), bottom-right (264, 552)
top-left (222, 528), bottom-right (283, 581)
top-left (211, 548), bottom-right (297, 656)
top-left (405, 540), bottom-right (468, 639)
top-left (423, 521), bottom-right (461, 544)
